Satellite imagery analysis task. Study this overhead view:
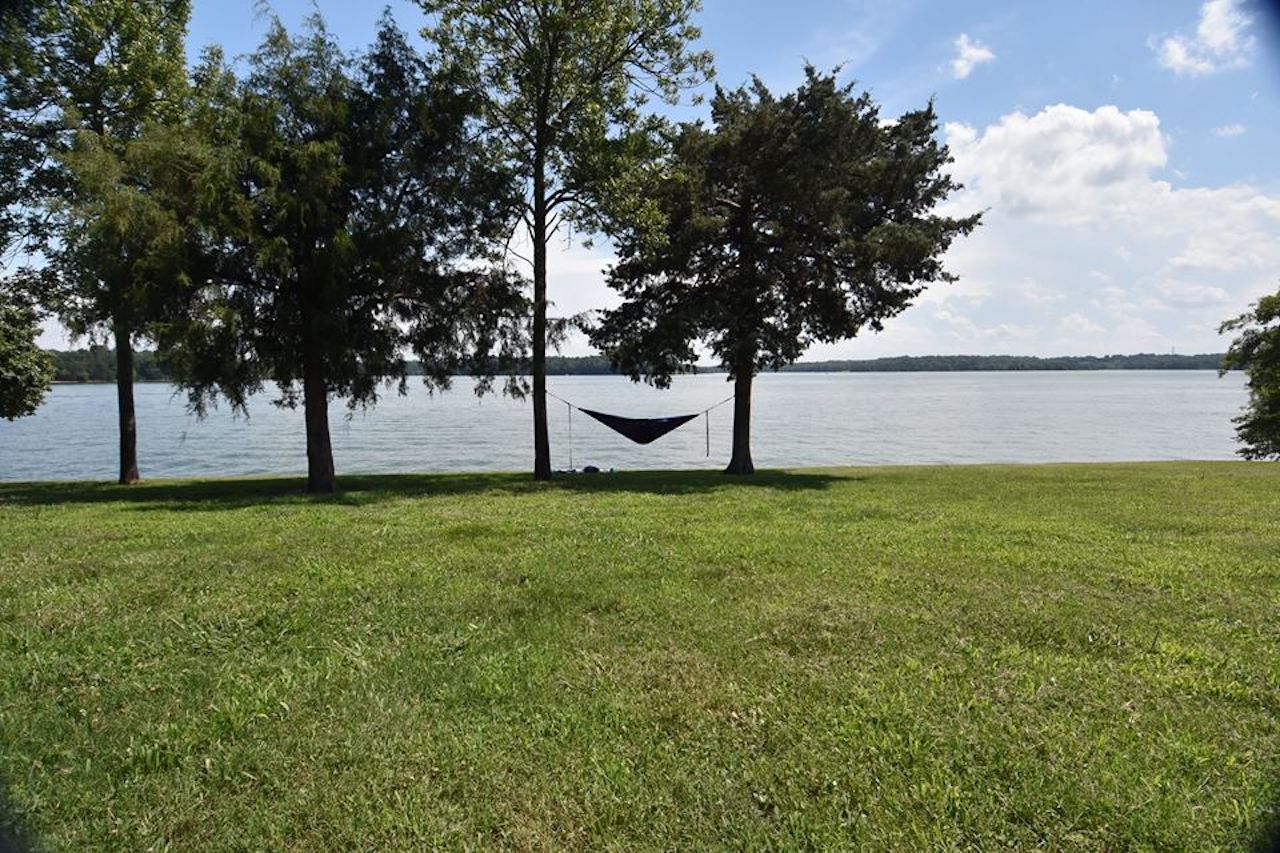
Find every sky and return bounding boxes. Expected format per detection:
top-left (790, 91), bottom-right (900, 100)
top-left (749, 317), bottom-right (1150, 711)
top-left (39, 0), bottom-right (1280, 358)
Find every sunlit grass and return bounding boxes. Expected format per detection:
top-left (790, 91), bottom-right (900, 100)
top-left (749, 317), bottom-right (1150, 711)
top-left (1, 462), bottom-right (1277, 850)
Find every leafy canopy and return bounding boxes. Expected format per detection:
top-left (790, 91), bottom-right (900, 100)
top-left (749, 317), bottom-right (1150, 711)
top-left (420, 0), bottom-right (712, 478)
top-left (591, 69), bottom-right (982, 383)
top-left (1, 0), bottom-right (191, 240)
top-left (418, 0), bottom-right (713, 264)
top-left (160, 14), bottom-right (526, 415)
top-left (0, 289), bottom-right (54, 420)
top-left (1220, 287), bottom-right (1280, 460)
top-left (50, 120), bottom-right (212, 341)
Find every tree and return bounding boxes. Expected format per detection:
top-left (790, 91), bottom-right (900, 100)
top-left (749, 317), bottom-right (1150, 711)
top-left (160, 16), bottom-right (524, 493)
top-left (0, 2), bottom-right (53, 421)
top-left (590, 70), bottom-right (981, 473)
top-left (1220, 287), bottom-right (1280, 460)
top-left (52, 115), bottom-right (216, 480)
top-left (2, 0), bottom-right (192, 483)
top-left (0, 0), bottom-right (47, 255)
top-left (0, 289), bottom-right (54, 420)
top-left (419, 0), bottom-right (712, 479)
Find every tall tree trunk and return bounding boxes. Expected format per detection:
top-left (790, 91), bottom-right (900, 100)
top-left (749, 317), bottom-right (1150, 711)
top-left (302, 354), bottom-right (336, 494)
top-left (531, 133), bottom-right (552, 480)
top-left (725, 361), bottom-right (755, 475)
top-left (113, 324), bottom-right (140, 484)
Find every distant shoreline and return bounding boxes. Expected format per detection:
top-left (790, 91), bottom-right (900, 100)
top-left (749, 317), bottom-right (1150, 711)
top-left (774, 353), bottom-right (1225, 373)
top-left (43, 349), bottom-right (1227, 383)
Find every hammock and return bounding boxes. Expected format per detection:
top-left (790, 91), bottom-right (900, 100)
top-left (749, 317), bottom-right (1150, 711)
top-left (547, 390), bottom-right (734, 467)
top-left (579, 409), bottom-right (700, 444)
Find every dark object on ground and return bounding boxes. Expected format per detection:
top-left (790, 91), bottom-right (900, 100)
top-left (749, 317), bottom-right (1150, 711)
top-left (583, 465), bottom-right (600, 474)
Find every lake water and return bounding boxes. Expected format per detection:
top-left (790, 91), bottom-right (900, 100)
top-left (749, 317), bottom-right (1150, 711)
top-left (0, 371), bottom-right (1251, 481)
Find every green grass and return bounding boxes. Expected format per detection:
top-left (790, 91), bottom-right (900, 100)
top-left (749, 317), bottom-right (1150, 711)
top-left (1, 462), bottom-right (1277, 851)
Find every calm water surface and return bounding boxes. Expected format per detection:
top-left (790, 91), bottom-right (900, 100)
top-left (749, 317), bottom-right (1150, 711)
top-left (0, 371), bottom-right (1249, 481)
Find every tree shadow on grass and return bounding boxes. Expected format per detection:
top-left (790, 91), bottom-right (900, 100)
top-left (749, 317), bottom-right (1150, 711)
top-left (0, 468), bottom-right (856, 511)
top-left (1255, 797), bottom-right (1280, 853)
top-left (0, 787), bottom-right (35, 853)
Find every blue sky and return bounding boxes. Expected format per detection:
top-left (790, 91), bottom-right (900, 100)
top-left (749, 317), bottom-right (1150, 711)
top-left (45, 0), bottom-right (1280, 357)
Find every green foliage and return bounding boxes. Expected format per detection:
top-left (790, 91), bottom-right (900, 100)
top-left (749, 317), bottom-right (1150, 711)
top-left (592, 69), bottom-right (981, 384)
top-left (152, 14), bottom-right (526, 491)
top-left (51, 119), bottom-right (213, 341)
top-left (44, 346), bottom-right (170, 382)
top-left (0, 0), bottom-right (47, 253)
top-left (420, 0), bottom-right (713, 477)
top-left (1220, 286), bottom-right (1280, 459)
top-left (419, 0), bottom-right (712, 237)
top-left (161, 15), bottom-right (524, 413)
top-left (0, 463), bottom-right (1277, 848)
top-left (0, 291), bottom-right (53, 419)
top-left (2, 0), bottom-right (192, 278)
top-left (3, 0), bottom-right (193, 482)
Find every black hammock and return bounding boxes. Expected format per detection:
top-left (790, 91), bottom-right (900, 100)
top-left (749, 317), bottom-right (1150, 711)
top-left (577, 409), bottom-right (699, 445)
top-left (546, 391), bottom-right (734, 466)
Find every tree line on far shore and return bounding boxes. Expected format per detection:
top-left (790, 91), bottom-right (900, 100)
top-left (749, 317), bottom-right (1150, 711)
top-left (39, 347), bottom-right (1227, 384)
top-left (44, 347), bottom-right (170, 383)
top-left (783, 353), bottom-right (1228, 373)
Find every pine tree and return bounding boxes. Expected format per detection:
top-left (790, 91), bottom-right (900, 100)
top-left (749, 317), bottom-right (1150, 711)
top-left (592, 70), bottom-right (981, 473)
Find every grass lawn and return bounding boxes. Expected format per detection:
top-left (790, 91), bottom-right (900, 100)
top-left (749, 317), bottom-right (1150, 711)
top-left (1, 462), bottom-right (1278, 850)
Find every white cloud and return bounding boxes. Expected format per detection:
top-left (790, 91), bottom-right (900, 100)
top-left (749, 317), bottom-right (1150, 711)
top-left (943, 105), bottom-right (1168, 225)
top-left (1059, 313), bottom-right (1105, 337)
top-left (1154, 280), bottom-right (1231, 305)
top-left (1213, 123), bottom-right (1247, 137)
top-left (1020, 278), bottom-right (1068, 305)
top-left (1154, 0), bottom-right (1254, 76)
top-left (905, 103), bottom-right (1280, 358)
top-left (916, 274), bottom-right (991, 307)
top-left (950, 34), bottom-right (995, 80)
top-left (931, 309), bottom-right (1032, 348)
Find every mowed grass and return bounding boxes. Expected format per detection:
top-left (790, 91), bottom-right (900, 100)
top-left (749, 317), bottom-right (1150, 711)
top-left (0, 463), bottom-right (1278, 851)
